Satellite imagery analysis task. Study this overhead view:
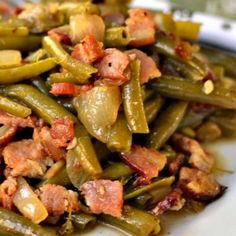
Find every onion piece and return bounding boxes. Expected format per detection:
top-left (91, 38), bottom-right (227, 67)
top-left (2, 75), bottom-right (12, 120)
top-left (0, 50), bottom-right (22, 68)
top-left (13, 177), bottom-right (48, 224)
top-left (69, 14), bottom-right (105, 44)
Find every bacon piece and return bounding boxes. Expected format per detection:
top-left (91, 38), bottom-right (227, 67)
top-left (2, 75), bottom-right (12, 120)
top-left (126, 49), bottom-right (161, 84)
top-left (175, 41), bottom-right (193, 60)
top-left (50, 83), bottom-right (77, 97)
top-left (71, 34), bottom-right (104, 65)
top-left (0, 110), bottom-right (37, 128)
top-left (172, 133), bottom-right (214, 173)
top-left (0, 126), bottom-right (17, 148)
top-left (96, 48), bottom-right (130, 85)
top-left (81, 180), bottom-right (123, 217)
top-left (37, 127), bottom-right (65, 161)
top-left (179, 167), bottom-right (226, 202)
top-left (152, 188), bottom-right (185, 216)
top-left (3, 140), bottom-right (49, 178)
top-left (48, 28), bottom-right (71, 45)
top-left (189, 102), bottom-right (215, 113)
top-left (168, 154), bottom-right (185, 176)
top-left (103, 13), bottom-right (125, 26)
top-left (38, 184), bottom-right (80, 216)
top-left (50, 118), bottom-right (75, 147)
top-left (125, 9), bottom-right (156, 47)
top-left (0, 176), bottom-right (17, 210)
top-left (121, 145), bottom-right (167, 185)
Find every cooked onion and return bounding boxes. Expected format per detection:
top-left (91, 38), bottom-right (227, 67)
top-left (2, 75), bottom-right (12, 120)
top-left (0, 50), bottom-right (22, 68)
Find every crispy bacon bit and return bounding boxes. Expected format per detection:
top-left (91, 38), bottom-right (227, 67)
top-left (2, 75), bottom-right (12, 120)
top-left (172, 133), bottom-right (214, 173)
top-left (3, 140), bottom-right (49, 178)
top-left (96, 48), bottom-right (130, 85)
top-left (125, 9), bottom-right (156, 47)
top-left (121, 145), bottom-right (167, 185)
top-left (0, 176), bottom-right (17, 210)
top-left (50, 83), bottom-right (77, 97)
top-left (71, 34), bottom-right (104, 64)
top-left (179, 167), bottom-right (226, 202)
top-left (126, 49), bottom-right (161, 84)
top-left (81, 180), bottom-right (123, 217)
top-left (48, 28), bottom-right (71, 45)
top-left (0, 2), bottom-right (13, 16)
top-left (175, 41), bottom-right (193, 60)
top-left (37, 127), bottom-right (65, 161)
top-left (0, 110), bottom-right (37, 128)
top-left (152, 188), bottom-right (185, 216)
top-left (38, 184), bottom-right (80, 216)
top-left (0, 126), bottom-right (17, 148)
top-left (168, 154), bottom-right (185, 176)
top-left (50, 118), bottom-right (75, 147)
top-left (103, 13), bottom-right (125, 26)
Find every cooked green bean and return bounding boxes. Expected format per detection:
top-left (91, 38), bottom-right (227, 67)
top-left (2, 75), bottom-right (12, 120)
top-left (94, 141), bottom-right (112, 161)
top-left (153, 35), bottom-right (175, 58)
top-left (48, 72), bottom-right (79, 84)
top-left (0, 95), bottom-right (31, 118)
top-left (71, 213), bottom-right (97, 230)
top-left (102, 162), bottom-right (134, 180)
top-left (142, 86), bottom-right (156, 102)
top-left (124, 176), bottom-right (175, 200)
top-left (25, 49), bottom-right (48, 63)
top-left (43, 36), bottom-right (97, 83)
top-left (144, 96), bottom-right (165, 124)
top-left (0, 36), bottom-right (42, 51)
top-left (0, 84), bottom-right (76, 124)
top-left (147, 101), bottom-right (188, 149)
top-left (107, 113), bottom-right (132, 152)
top-left (0, 58), bottom-right (57, 84)
top-left (150, 76), bottom-right (236, 109)
top-left (0, 207), bottom-right (56, 236)
top-left (122, 60), bottom-right (149, 134)
top-left (105, 27), bottom-right (131, 47)
top-left (57, 98), bottom-right (77, 114)
top-left (101, 205), bottom-right (161, 236)
top-left (31, 77), bottom-right (51, 97)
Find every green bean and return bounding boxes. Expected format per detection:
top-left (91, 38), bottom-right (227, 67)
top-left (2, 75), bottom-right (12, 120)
top-left (31, 77), bottom-right (51, 96)
top-left (71, 213), bottom-right (97, 230)
top-left (133, 193), bottom-right (152, 209)
top-left (144, 96), bottom-right (165, 124)
top-left (0, 95), bottom-right (31, 117)
top-left (43, 36), bottom-right (97, 83)
top-left (122, 60), bottom-right (149, 134)
top-left (0, 207), bottom-right (56, 236)
top-left (102, 162), bottom-right (134, 180)
top-left (0, 36), bottom-right (42, 51)
top-left (94, 141), bottom-right (112, 162)
top-left (124, 176), bottom-right (175, 200)
top-left (153, 35), bottom-right (175, 58)
top-left (150, 76), bottom-right (236, 109)
top-left (0, 26), bottom-right (29, 36)
top-left (210, 65), bottom-right (224, 80)
top-left (142, 86), bottom-right (155, 102)
top-left (48, 72), bottom-right (79, 84)
top-left (160, 145), bottom-right (177, 162)
top-left (107, 113), bottom-right (132, 152)
top-left (57, 98), bottom-right (77, 114)
top-left (0, 84), bottom-right (76, 124)
top-left (100, 205), bottom-right (161, 236)
top-left (0, 58), bottom-right (57, 84)
top-left (25, 49), bottom-right (48, 63)
top-left (105, 27), bottom-right (131, 47)
top-left (147, 101), bottom-right (188, 149)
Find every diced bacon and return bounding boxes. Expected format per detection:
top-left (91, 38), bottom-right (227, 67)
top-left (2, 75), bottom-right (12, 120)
top-left (48, 28), bottom-right (71, 45)
top-left (103, 13), bottom-right (125, 26)
top-left (0, 176), bottom-right (17, 210)
top-left (0, 2), bottom-right (13, 16)
top-left (50, 83), bottom-right (77, 97)
top-left (81, 180), bottom-right (123, 217)
top-left (37, 127), bottom-right (65, 161)
top-left (71, 34), bottom-right (104, 65)
top-left (168, 154), bottom-right (185, 176)
top-left (0, 110), bottom-right (37, 128)
top-left (50, 118), bottom-right (75, 147)
top-left (3, 140), bottom-right (49, 178)
top-left (179, 167), bottom-right (226, 202)
top-left (121, 145), bottom-right (167, 185)
top-left (38, 184), bottom-right (80, 216)
top-left (126, 49), bottom-right (161, 84)
top-left (175, 41), bottom-right (193, 60)
top-left (96, 48), bottom-right (130, 85)
top-left (172, 133), bottom-right (214, 173)
top-left (0, 126), bottom-right (17, 148)
top-left (152, 188), bottom-right (185, 216)
top-left (125, 9), bottom-right (156, 47)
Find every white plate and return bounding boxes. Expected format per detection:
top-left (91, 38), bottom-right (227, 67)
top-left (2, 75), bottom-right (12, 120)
top-left (81, 140), bottom-right (236, 236)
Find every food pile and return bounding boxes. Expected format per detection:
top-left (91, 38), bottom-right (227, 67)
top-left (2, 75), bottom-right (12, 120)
top-left (0, 1), bottom-right (235, 235)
